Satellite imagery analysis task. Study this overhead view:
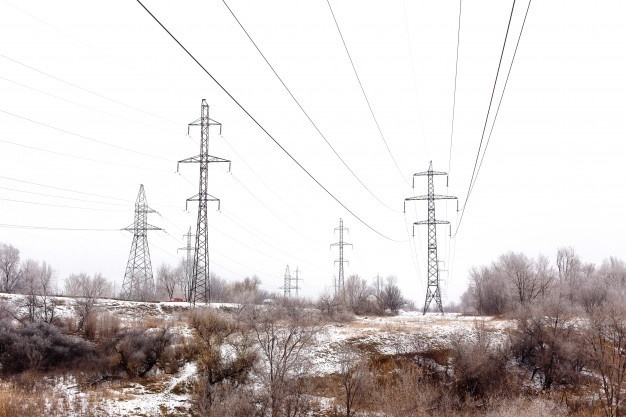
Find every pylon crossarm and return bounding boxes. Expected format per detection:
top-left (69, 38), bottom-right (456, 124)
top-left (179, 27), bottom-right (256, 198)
top-left (406, 195), bottom-right (456, 201)
top-left (186, 195), bottom-right (221, 210)
top-left (413, 170), bottom-right (448, 177)
top-left (414, 220), bottom-right (450, 226)
top-left (405, 195), bottom-right (429, 202)
top-left (188, 117), bottom-right (222, 128)
top-left (206, 156), bottom-right (230, 164)
top-left (178, 155), bottom-right (202, 165)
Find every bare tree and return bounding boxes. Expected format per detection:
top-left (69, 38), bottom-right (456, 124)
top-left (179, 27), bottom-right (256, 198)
top-left (177, 257), bottom-right (192, 302)
top-left (343, 274), bottom-right (372, 314)
top-left (317, 289), bottom-right (342, 318)
top-left (557, 247), bottom-right (583, 306)
top-left (65, 272), bottom-right (112, 334)
top-left (335, 347), bottom-right (370, 416)
top-left (451, 321), bottom-right (509, 400)
top-left (382, 276), bottom-right (404, 312)
top-left (494, 252), bottom-right (554, 309)
top-left (189, 309), bottom-right (256, 413)
top-left (0, 243), bottom-right (22, 293)
top-left (20, 260), bottom-right (56, 323)
top-left (245, 304), bottom-right (321, 417)
top-left (156, 263), bottom-right (177, 300)
top-left (467, 265), bottom-right (508, 315)
top-left (511, 300), bottom-right (586, 390)
top-left (586, 301), bottom-right (626, 417)
top-left (210, 273), bottom-right (229, 302)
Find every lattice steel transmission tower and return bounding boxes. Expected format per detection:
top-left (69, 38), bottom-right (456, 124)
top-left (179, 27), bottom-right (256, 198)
top-left (292, 267), bottom-right (302, 298)
top-left (178, 100), bottom-right (230, 305)
top-left (331, 218), bottom-right (352, 295)
top-left (282, 265), bottom-right (292, 297)
top-left (177, 227), bottom-right (194, 302)
top-left (404, 161), bottom-right (457, 314)
top-left (121, 184), bottom-right (162, 301)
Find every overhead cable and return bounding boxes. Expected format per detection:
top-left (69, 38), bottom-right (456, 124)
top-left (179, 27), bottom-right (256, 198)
top-left (0, 108), bottom-right (170, 162)
top-left (326, 0), bottom-right (409, 186)
top-left (453, 0), bottom-right (522, 238)
top-left (222, 0), bottom-right (400, 213)
top-left (0, 54), bottom-right (181, 126)
top-left (135, 0), bottom-right (404, 242)
top-left (447, 0), bottom-right (463, 178)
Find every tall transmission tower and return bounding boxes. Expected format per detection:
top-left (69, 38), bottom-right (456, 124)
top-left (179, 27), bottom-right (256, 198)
top-left (121, 184), bottom-right (162, 301)
top-left (404, 161), bottom-right (457, 314)
top-left (282, 265), bottom-right (292, 297)
top-left (178, 99), bottom-right (231, 305)
top-left (331, 218), bottom-right (352, 295)
top-left (177, 227), bottom-right (194, 302)
top-left (292, 267), bottom-right (302, 298)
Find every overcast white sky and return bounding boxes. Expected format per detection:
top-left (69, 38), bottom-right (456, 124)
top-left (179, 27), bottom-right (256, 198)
top-left (1, 0), bottom-right (625, 303)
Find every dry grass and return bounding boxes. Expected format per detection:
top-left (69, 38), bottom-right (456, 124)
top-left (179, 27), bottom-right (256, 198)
top-left (0, 381), bottom-right (110, 417)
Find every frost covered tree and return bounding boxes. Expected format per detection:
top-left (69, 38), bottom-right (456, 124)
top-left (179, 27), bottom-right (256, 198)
top-left (0, 243), bottom-right (22, 293)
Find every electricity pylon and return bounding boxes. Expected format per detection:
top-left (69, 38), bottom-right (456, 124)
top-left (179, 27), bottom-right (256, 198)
top-left (331, 218), bottom-right (352, 295)
top-left (404, 161), bottom-right (457, 314)
top-left (282, 265), bottom-right (292, 297)
top-left (177, 227), bottom-right (194, 302)
top-left (178, 99), bottom-right (230, 305)
top-left (292, 267), bottom-right (302, 298)
top-left (121, 184), bottom-right (162, 301)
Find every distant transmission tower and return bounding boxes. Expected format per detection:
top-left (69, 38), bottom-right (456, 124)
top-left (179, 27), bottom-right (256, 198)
top-left (177, 227), bottom-right (194, 302)
top-left (292, 267), bottom-right (302, 298)
top-left (331, 218), bottom-right (352, 295)
top-left (121, 184), bottom-right (162, 301)
top-left (178, 99), bottom-right (230, 305)
top-left (282, 265), bottom-right (292, 297)
top-left (404, 161), bottom-right (457, 314)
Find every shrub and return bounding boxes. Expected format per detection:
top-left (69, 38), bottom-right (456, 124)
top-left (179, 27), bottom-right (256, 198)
top-left (0, 320), bottom-right (98, 375)
top-left (108, 326), bottom-right (176, 378)
top-left (188, 309), bottom-right (256, 412)
top-left (450, 322), bottom-right (511, 400)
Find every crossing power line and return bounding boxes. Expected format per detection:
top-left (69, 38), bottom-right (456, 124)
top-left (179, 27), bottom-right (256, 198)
top-left (325, 0), bottom-right (409, 186)
top-left (222, 0), bottom-right (400, 213)
top-left (454, 0), bottom-right (532, 238)
top-left (134, 0), bottom-right (404, 243)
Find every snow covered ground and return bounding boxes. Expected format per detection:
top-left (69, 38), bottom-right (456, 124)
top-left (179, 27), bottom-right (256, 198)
top-left (0, 294), bottom-right (515, 415)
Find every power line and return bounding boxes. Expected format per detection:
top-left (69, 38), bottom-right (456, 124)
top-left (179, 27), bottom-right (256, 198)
top-left (135, 0), bottom-right (403, 242)
top-left (0, 196), bottom-right (127, 212)
top-left (454, 0), bottom-right (519, 238)
top-left (0, 138), bottom-right (162, 171)
top-left (219, 133), bottom-right (309, 224)
top-left (400, 0), bottom-right (429, 158)
top-left (0, 185), bottom-right (127, 206)
top-left (0, 108), bottom-right (170, 162)
top-left (325, 0), bottom-right (409, 186)
top-left (0, 223), bottom-right (119, 231)
top-left (0, 54), bottom-right (181, 126)
top-left (222, 0), bottom-right (400, 213)
top-left (0, 75), bottom-right (180, 134)
top-left (474, 0), bottom-right (533, 195)
top-left (160, 219), bottom-right (286, 282)
top-left (444, 0), bottom-right (463, 289)
top-left (226, 171), bottom-right (321, 246)
top-left (0, 175), bottom-right (129, 202)
top-left (447, 0), bottom-right (463, 177)
top-left (465, 0), bottom-right (517, 199)
top-left (0, 174), bottom-right (180, 209)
